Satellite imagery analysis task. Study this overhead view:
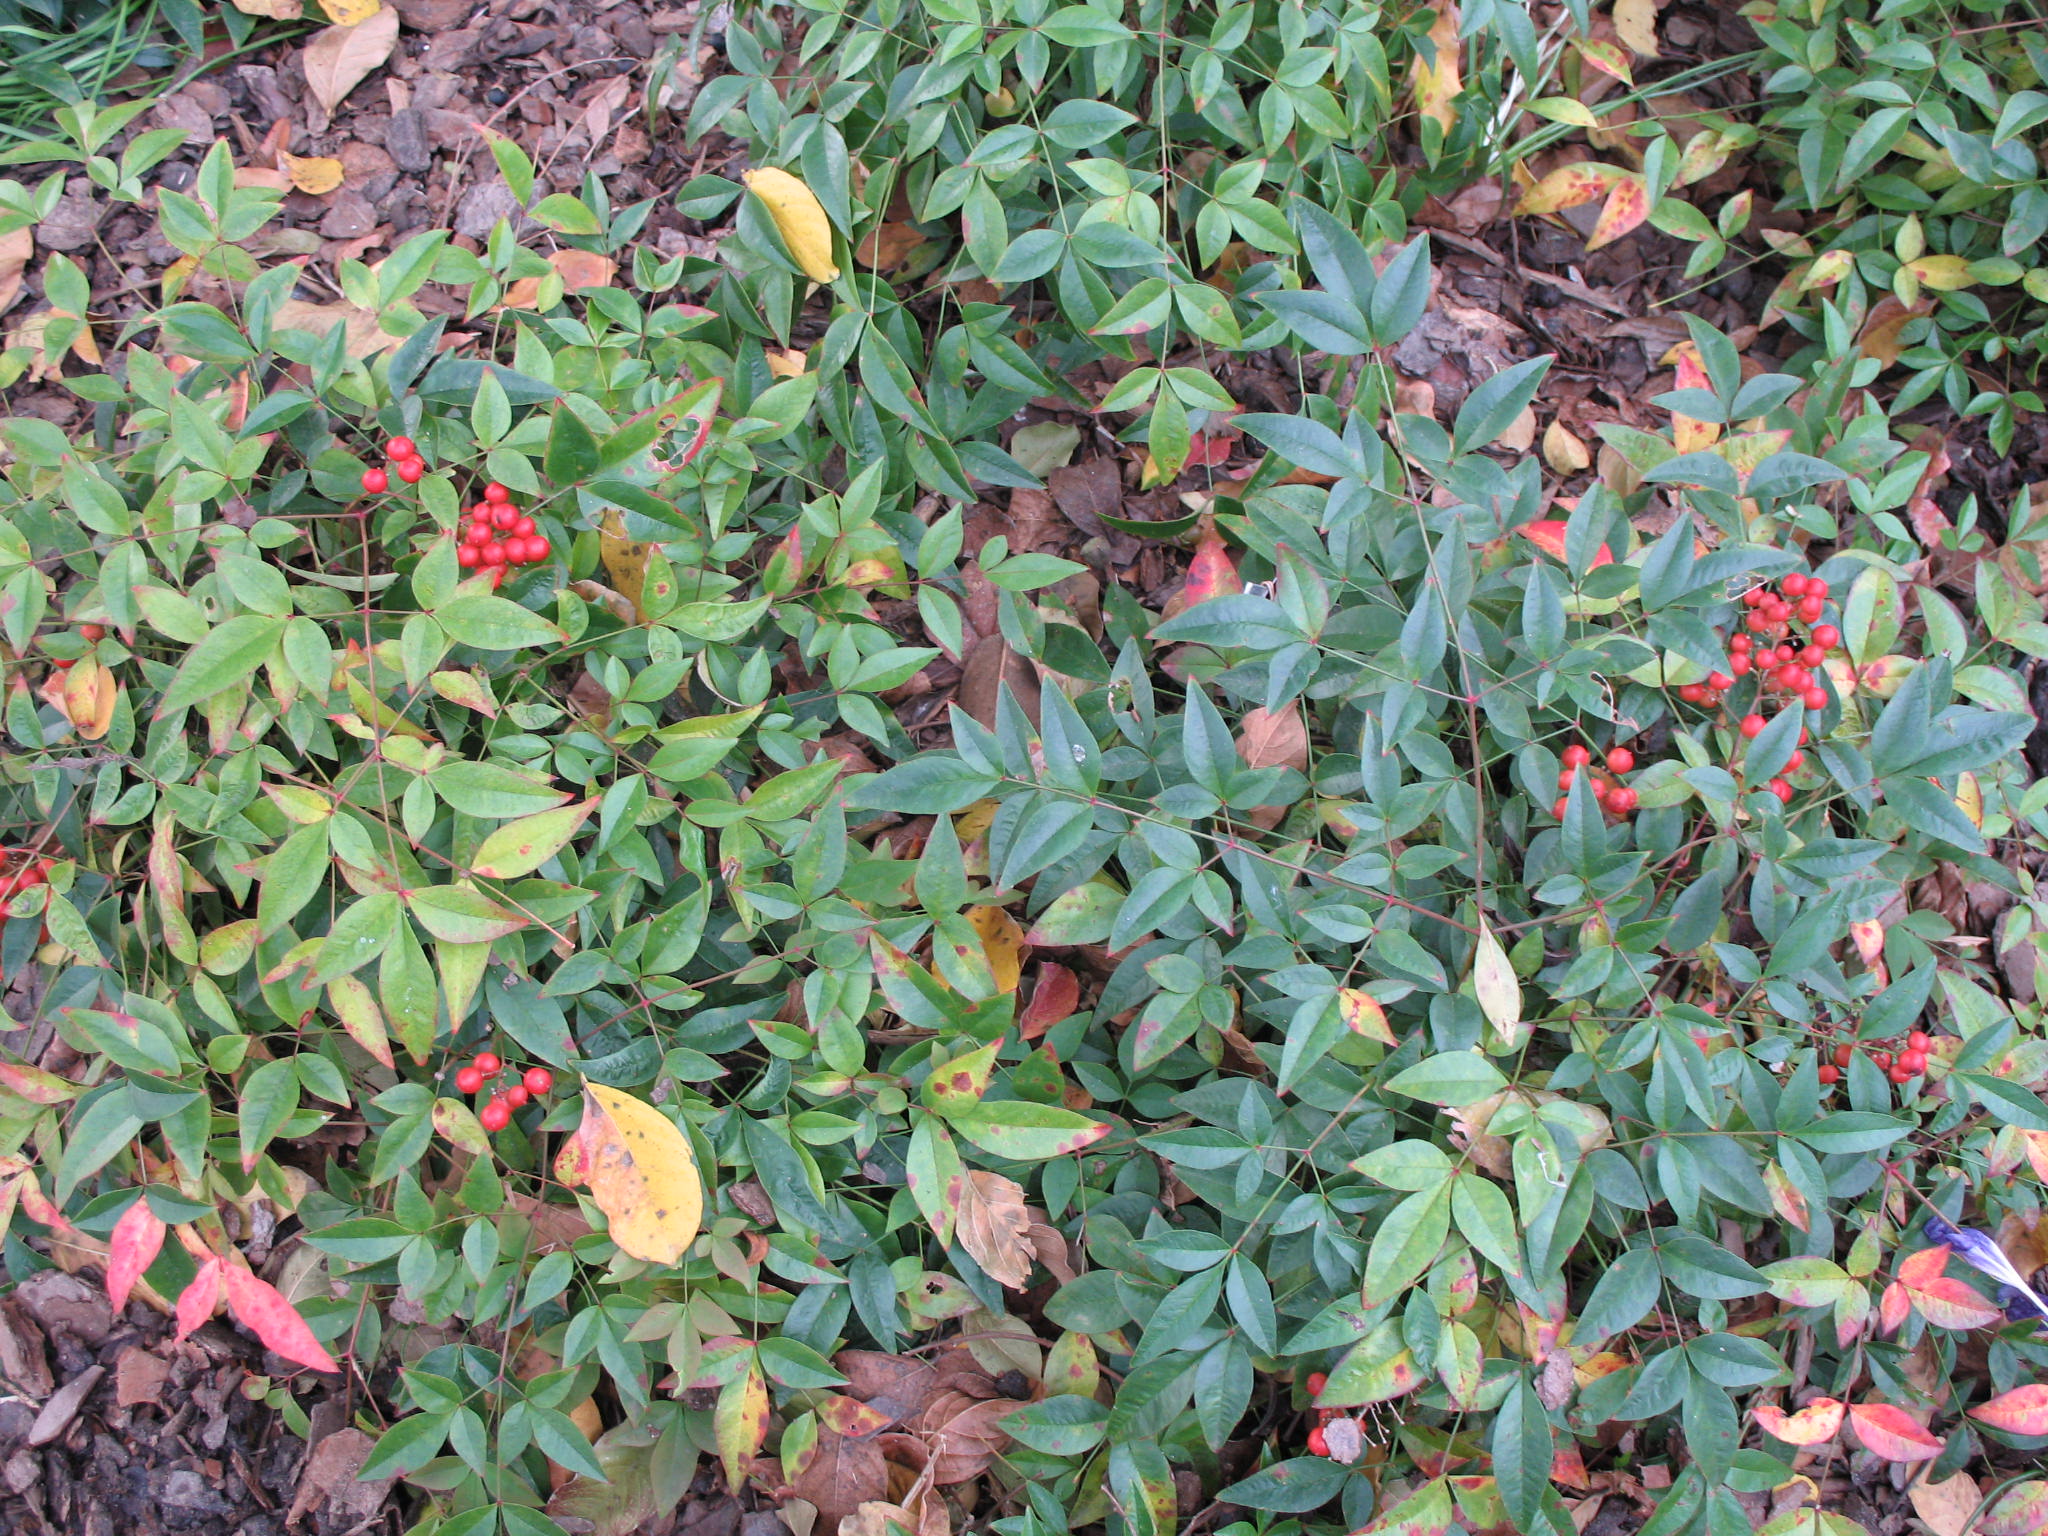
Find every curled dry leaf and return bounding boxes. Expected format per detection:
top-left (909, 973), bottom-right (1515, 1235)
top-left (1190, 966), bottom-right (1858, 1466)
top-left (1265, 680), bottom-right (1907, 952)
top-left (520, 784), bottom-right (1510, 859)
top-left (302, 4), bottom-right (400, 117)
top-left (564, 1082), bottom-right (704, 1265)
top-left (1235, 704), bottom-right (1308, 773)
top-left (952, 1170), bottom-right (1034, 1290)
top-left (911, 1392), bottom-right (1017, 1485)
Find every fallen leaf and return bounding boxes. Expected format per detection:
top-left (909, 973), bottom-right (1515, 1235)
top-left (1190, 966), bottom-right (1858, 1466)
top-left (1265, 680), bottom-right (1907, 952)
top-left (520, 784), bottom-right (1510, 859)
top-left (302, 5), bottom-right (400, 117)
top-left (565, 1083), bottom-right (704, 1265)
top-left (1969, 1383), bottom-right (2048, 1437)
top-left (1017, 963), bottom-right (1079, 1039)
top-left (282, 153), bottom-right (346, 195)
top-left (953, 1171), bottom-right (1034, 1291)
top-left (1753, 1397), bottom-right (1845, 1446)
top-left (1514, 162), bottom-right (1630, 217)
top-left (1495, 403), bottom-right (1538, 451)
top-left (1236, 704), bottom-right (1308, 773)
top-left (1848, 1400), bottom-right (1944, 1462)
top-left (1409, 3), bottom-right (1462, 136)
top-left (911, 1393), bottom-right (1016, 1484)
top-left (1543, 419), bottom-right (1590, 473)
top-left (1613, 0), bottom-right (1658, 56)
top-left (1909, 1472), bottom-right (1980, 1536)
top-left (503, 248), bottom-right (619, 308)
top-left (272, 298), bottom-right (402, 359)
top-left (792, 1428), bottom-right (888, 1533)
top-left (229, 0), bottom-right (301, 14)
top-left (315, 0), bottom-right (375, 17)
top-left (767, 347), bottom-right (809, 378)
top-left (0, 227), bottom-right (30, 318)
top-left (1517, 519), bottom-right (1613, 567)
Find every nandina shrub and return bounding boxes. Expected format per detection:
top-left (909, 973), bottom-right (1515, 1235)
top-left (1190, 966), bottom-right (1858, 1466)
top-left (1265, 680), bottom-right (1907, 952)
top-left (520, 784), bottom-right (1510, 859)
top-left (0, 40), bottom-right (2047, 1536)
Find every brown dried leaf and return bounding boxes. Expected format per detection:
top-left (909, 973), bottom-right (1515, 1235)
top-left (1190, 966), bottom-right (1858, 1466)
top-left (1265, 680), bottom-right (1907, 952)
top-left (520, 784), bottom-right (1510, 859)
top-left (958, 634), bottom-right (1039, 730)
top-left (272, 298), bottom-right (402, 359)
top-left (953, 1171), bottom-right (1033, 1291)
top-left (302, 5), bottom-right (400, 116)
top-left (1236, 705), bottom-right (1308, 772)
top-left (1909, 1472), bottom-right (1981, 1536)
top-left (0, 227), bottom-right (31, 319)
top-left (793, 1428), bottom-right (890, 1534)
top-left (1613, 0), bottom-right (1659, 56)
top-left (911, 1394), bottom-right (1017, 1485)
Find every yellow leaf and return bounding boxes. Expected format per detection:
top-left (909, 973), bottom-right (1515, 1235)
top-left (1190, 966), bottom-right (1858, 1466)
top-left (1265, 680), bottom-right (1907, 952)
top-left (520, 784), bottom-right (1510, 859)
top-left (1584, 177), bottom-right (1650, 251)
top-left (1528, 97), bottom-right (1599, 130)
top-left (228, 0), bottom-right (300, 15)
top-left (742, 167), bottom-right (840, 282)
top-left (1409, 3), bottom-right (1463, 134)
top-left (598, 509), bottom-right (651, 620)
top-left (1514, 162), bottom-right (1628, 216)
top-left (1576, 37), bottom-right (1634, 84)
top-left (766, 347), bottom-right (809, 378)
top-left (715, 1363), bottom-right (770, 1492)
top-left (1471, 922), bottom-right (1524, 1050)
top-left (1905, 255), bottom-right (1974, 291)
top-left (471, 799), bottom-right (595, 879)
top-left (568, 1083), bottom-right (704, 1265)
top-left (1613, 0), bottom-right (1658, 57)
top-left (1338, 987), bottom-right (1397, 1045)
top-left (1542, 419), bottom-right (1590, 473)
top-left (966, 905), bottom-right (1026, 993)
top-left (282, 152), bottom-right (345, 195)
top-left (315, 0), bottom-right (377, 19)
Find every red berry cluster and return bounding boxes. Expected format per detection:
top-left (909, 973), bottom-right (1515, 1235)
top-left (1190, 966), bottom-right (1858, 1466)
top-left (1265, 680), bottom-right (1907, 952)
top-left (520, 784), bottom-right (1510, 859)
top-left (456, 483), bottom-right (552, 576)
top-left (1819, 1029), bottom-right (1934, 1088)
top-left (0, 850), bottom-right (55, 986)
top-left (453, 1050), bottom-right (554, 1131)
top-left (361, 434), bottom-right (426, 495)
top-left (1553, 744), bottom-right (1640, 820)
top-left (1696, 574), bottom-right (1841, 716)
top-left (1304, 1372), bottom-right (1333, 1456)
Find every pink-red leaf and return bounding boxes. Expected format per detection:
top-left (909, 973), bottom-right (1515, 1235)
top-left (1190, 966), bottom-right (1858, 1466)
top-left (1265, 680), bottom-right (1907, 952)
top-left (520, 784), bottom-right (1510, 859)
top-left (1180, 532), bottom-right (1239, 606)
top-left (1849, 1401), bottom-right (1945, 1462)
top-left (1517, 519), bottom-right (1613, 568)
top-left (222, 1263), bottom-right (340, 1374)
top-left (1754, 1397), bottom-right (1844, 1446)
top-left (175, 1258), bottom-right (222, 1341)
top-left (1584, 179), bottom-right (1650, 253)
top-left (106, 1197), bottom-right (166, 1311)
top-left (1969, 1384), bottom-right (2048, 1437)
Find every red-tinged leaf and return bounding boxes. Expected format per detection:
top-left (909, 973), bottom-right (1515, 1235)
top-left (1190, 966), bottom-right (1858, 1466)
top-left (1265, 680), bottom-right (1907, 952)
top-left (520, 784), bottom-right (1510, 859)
top-left (1754, 1397), bottom-right (1845, 1446)
top-left (0, 1061), bottom-right (80, 1104)
top-left (1186, 431), bottom-right (1236, 469)
top-left (1018, 962), bottom-right (1080, 1040)
top-left (221, 1263), bottom-right (339, 1373)
top-left (106, 1197), bottom-right (166, 1311)
top-left (1979, 1480), bottom-right (2048, 1536)
top-left (175, 1258), bottom-right (222, 1341)
top-left (1898, 1243), bottom-right (1951, 1290)
top-left (1969, 1384), bottom-right (2048, 1437)
top-left (1513, 162), bottom-right (1629, 217)
top-left (1672, 349), bottom-right (1709, 393)
top-left (1907, 1276), bottom-right (2006, 1331)
top-left (1181, 532), bottom-right (1238, 606)
top-left (1584, 178), bottom-right (1650, 252)
top-left (1878, 1279), bottom-right (1911, 1335)
top-left (1354, 1476), bottom-right (1453, 1536)
top-left (1516, 519), bottom-right (1613, 567)
top-left (661, 377), bottom-right (723, 468)
top-left (15, 1172), bottom-right (77, 1235)
top-left (818, 1394), bottom-right (893, 1438)
top-left (1338, 987), bottom-right (1398, 1045)
top-left (1849, 1401), bottom-right (1945, 1462)
top-left (1576, 38), bottom-right (1633, 84)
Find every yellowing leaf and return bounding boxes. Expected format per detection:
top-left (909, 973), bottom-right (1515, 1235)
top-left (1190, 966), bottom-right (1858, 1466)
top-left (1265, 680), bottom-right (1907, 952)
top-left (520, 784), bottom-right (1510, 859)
top-left (1905, 255), bottom-right (1975, 291)
top-left (966, 905), bottom-right (1026, 994)
top-left (715, 1362), bottom-right (770, 1492)
top-left (1514, 162), bottom-right (1629, 216)
top-left (1543, 418), bottom-right (1590, 472)
top-left (282, 152), bottom-right (345, 194)
top-left (1338, 987), bottom-right (1397, 1045)
top-left (228, 0), bottom-right (300, 15)
top-left (1528, 97), bottom-right (1599, 130)
top-left (1409, 4), bottom-right (1463, 135)
top-left (1471, 923), bottom-right (1523, 1050)
top-left (1754, 1397), bottom-right (1845, 1446)
top-left (1576, 37), bottom-right (1634, 85)
top-left (316, 0), bottom-right (379, 20)
top-left (1613, 0), bottom-right (1659, 57)
top-left (471, 798), bottom-right (595, 879)
top-left (1675, 128), bottom-right (1740, 188)
top-left (567, 1083), bottom-right (704, 1265)
top-left (1584, 177), bottom-right (1650, 251)
top-left (742, 167), bottom-right (840, 282)
top-left (766, 347), bottom-right (809, 378)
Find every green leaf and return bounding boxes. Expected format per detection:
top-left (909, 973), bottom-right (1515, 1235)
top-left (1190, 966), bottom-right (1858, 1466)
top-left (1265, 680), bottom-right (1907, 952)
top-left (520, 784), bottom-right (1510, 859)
top-left (156, 616), bottom-right (287, 716)
top-left (471, 800), bottom-right (594, 879)
top-left (1382, 1052), bottom-right (1508, 1106)
top-left (945, 1100), bottom-right (1107, 1160)
top-left (1215, 1457), bottom-right (1351, 1513)
top-left (845, 756), bottom-right (1001, 814)
top-left (437, 595), bottom-right (566, 651)
top-left (545, 405), bottom-right (602, 485)
top-left (530, 193), bottom-right (603, 235)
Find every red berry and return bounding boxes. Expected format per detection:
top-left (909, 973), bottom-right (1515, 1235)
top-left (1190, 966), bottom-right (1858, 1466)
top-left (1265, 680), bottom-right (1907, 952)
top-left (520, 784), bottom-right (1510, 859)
top-left (526, 535), bottom-right (551, 562)
top-left (1812, 624), bottom-right (1840, 651)
top-left (505, 1085), bottom-right (531, 1108)
top-left (1803, 687), bottom-right (1829, 711)
top-left (1306, 1427), bottom-right (1329, 1458)
top-left (1731, 653), bottom-right (1751, 676)
top-left (1818, 1064), bottom-right (1840, 1084)
top-left (1900, 1051), bottom-right (1926, 1074)
top-left (1746, 613), bottom-right (1771, 633)
top-left (1773, 644), bottom-right (1796, 663)
top-left (79, 623), bottom-right (105, 641)
top-left (488, 504), bottom-right (515, 531)
top-left (1730, 633), bottom-right (1751, 653)
top-left (480, 1099), bottom-right (512, 1132)
top-left (388, 436), bottom-right (416, 459)
top-left (1558, 768), bottom-right (1579, 790)
top-left (1888, 1063), bottom-right (1913, 1085)
top-left (458, 545), bottom-right (480, 568)
top-left (485, 482), bottom-right (511, 503)
top-left (524, 1067), bottom-right (553, 1095)
top-left (1606, 747), bottom-right (1634, 774)
top-left (1782, 573), bottom-right (1808, 597)
top-left (1605, 786), bottom-right (1638, 814)
top-left (396, 457), bottom-right (426, 484)
top-left (1768, 777), bottom-right (1793, 803)
top-left (456, 1065), bottom-right (484, 1094)
top-left (361, 468), bottom-right (389, 494)
top-left (1872, 1051), bottom-right (1892, 1070)
top-left (513, 515), bottom-right (537, 537)
top-left (1740, 714), bottom-right (1766, 738)
top-left (1680, 683), bottom-right (1707, 704)
top-left (1833, 1044), bottom-right (1854, 1067)
top-left (482, 542), bottom-right (508, 567)
top-left (1807, 578), bottom-right (1829, 600)
top-left (1785, 751), bottom-right (1805, 773)
top-left (1743, 587), bottom-right (1767, 608)
top-left (1561, 745), bottom-right (1591, 768)
top-left (1708, 672), bottom-right (1733, 691)
top-left (1798, 596), bottom-right (1824, 623)
top-left (1553, 797), bottom-right (1570, 819)
top-left (474, 1051), bottom-right (501, 1077)
top-left (1908, 1030), bottom-right (1929, 1050)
